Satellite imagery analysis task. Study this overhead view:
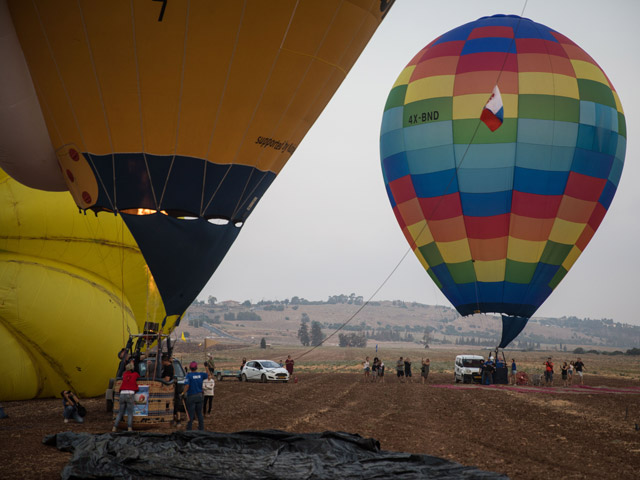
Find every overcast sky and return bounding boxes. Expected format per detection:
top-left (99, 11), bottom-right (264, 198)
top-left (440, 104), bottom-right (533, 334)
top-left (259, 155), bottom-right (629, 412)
top-left (199, 0), bottom-right (640, 326)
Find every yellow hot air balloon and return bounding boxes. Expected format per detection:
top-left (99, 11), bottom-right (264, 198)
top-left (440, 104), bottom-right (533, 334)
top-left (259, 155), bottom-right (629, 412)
top-left (0, 168), bottom-right (166, 400)
top-left (1, 0), bottom-right (394, 318)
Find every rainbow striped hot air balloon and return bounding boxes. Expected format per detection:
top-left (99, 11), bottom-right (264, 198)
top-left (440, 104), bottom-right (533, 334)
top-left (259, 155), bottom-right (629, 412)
top-left (380, 15), bottom-right (625, 347)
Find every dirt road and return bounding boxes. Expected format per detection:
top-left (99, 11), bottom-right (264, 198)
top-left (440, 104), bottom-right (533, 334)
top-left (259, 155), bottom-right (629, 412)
top-left (1, 373), bottom-right (639, 479)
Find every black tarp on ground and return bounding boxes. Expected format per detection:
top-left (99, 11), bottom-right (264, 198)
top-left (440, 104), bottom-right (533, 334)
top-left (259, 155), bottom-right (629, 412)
top-left (43, 430), bottom-right (509, 479)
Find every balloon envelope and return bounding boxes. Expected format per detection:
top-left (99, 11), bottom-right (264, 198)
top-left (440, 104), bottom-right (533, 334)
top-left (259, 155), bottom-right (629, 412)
top-left (5, 0), bottom-right (392, 315)
top-left (0, 168), bottom-right (166, 400)
top-left (380, 15), bottom-right (625, 345)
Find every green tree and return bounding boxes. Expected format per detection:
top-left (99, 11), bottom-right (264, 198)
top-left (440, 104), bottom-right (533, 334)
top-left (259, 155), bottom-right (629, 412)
top-left (260, 337), bottom-right (267, 349)
top-left (310, 321), bottom-right (324, 347)
top-left (207, 295), bottom-right (217, 305)
top-left (298, 322), bottom-right (310, 346)
top-left (422, 327), bottom-right (431, 349)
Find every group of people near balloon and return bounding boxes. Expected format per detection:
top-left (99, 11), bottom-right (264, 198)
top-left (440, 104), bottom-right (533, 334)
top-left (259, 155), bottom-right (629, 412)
top-left (362, 356), bottom-right (431, 384)
top-left (542, 357), bottom-right (586, 387)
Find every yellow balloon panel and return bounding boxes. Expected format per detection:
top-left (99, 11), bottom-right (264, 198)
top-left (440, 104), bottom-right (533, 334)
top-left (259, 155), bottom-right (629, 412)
top-left (0, 170), bottom-right (166, 329)
top-left (0, 253), bottom-right (139, 400)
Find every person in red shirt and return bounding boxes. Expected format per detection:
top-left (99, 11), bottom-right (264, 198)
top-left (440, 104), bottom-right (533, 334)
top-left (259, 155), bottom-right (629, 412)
top-left (112, 362), bottom-right (139, 432)
top-left (544, 357), bottom-right (554, 387)
top-left (285, 355), bottom-right (294, 376)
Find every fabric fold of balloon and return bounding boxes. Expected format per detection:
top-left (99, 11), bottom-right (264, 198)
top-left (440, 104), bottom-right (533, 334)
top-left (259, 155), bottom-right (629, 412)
top-left (380, 14), bottom-right (625, 347)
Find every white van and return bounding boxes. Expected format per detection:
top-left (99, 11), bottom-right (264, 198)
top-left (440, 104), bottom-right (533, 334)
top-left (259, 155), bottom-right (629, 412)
top-left (454, 355), bottom-right (484, 384)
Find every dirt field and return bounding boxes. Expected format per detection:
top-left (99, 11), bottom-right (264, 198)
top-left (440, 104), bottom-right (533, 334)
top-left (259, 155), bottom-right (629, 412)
top-left (2, 346), bottom-right (640, 479)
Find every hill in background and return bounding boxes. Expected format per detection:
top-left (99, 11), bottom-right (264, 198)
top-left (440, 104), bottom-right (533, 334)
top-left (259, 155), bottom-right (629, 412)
top-left (178, 295), bottom-right (640, 351)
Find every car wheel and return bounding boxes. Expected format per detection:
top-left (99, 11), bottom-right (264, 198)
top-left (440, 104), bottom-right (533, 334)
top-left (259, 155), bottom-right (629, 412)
top-left (261, 374), bottom-right (267, 383)
top-left (454, 374), bottom-right (460, 383)
top-left (216, 373), bottom-right (222, 382)
top-left (241, 373), bottom-right (247, 382)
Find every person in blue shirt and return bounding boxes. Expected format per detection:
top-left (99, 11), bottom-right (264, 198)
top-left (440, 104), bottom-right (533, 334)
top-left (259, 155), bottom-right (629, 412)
top-left (183, 361), bottom-right (206, 431)
top-left (510, 358), bottom-right (517, 385)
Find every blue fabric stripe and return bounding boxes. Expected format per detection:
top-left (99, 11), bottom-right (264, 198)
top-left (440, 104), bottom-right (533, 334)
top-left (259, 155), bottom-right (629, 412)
top-left (599, 181), bottom-right (617, 209)
top-left (572, 149), bottom-right (613, 179)
top-left (380, 129), bottom-right (406, 160)
top-left (381, 151), bottom-right (409, 183)
top-left (406, 145), bottom-right (456, 174)
top-left (459, 190), bottom-right (512, 216)
top-left (412, 170), bottom-right (458, 198)
top-left (513, 167), bottom-right (568, 195)
top-left (454, 143), bottom-right (516, 169)
top-left (404, 121), bottom-right (453, 150)
top-left (457, 167), bottom-right (513, 193)
top-left (517, 119), bottom-right (578, 147)
top-left (380, 107), bottom-right (404, 135)
top-left (608, 156), bottom-right (624, 187)
top-left (516, 143), bottom-right (574, 171)
top-left (431, 264), bottom-right (464, 306)
top-left (461, 37), bottom-right (516, 55)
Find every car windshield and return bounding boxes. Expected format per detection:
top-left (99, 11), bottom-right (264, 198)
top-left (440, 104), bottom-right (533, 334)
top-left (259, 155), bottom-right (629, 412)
top-left (463, 359), bottom-right (484, 368)
top-left (260, 360), bottom-right (281, 369)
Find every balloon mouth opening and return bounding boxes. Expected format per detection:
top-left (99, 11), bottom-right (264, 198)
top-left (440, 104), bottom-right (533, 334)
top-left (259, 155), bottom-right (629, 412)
top-left (99, 208), bottom-right (243, 228)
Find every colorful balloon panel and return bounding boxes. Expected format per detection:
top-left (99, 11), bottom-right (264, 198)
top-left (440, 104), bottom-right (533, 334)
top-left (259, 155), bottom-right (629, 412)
top-left (5, 0), bottom-right (391, 316)
top-left (380, 15), bottom-right (625, 322)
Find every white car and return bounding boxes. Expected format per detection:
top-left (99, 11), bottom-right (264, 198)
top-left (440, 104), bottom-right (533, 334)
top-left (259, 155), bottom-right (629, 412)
top-left (454, 355), bottom-right (484, 384)
top-left (241, 360), bottom-right (289, 383)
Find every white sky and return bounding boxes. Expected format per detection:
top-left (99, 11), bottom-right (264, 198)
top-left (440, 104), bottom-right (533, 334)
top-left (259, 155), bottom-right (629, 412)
top-left (200, 0), bottom-right (640, 326)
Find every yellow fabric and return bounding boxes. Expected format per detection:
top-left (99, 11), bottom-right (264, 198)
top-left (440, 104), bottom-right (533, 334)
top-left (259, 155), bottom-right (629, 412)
top-left (474, 259), bottom-right (506, 282)
top-left (518, 72), bottom-right (579, 98)
top-left (452, 93), bottom-right (517, 119)
top-left (0, 170), bottom-right (166, 399)
top-left (571, 59), bottom-right (610, 84)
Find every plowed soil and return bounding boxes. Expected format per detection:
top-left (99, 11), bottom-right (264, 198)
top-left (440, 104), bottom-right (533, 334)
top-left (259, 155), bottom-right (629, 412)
top-left (1, 372), bottom-right (639, 479)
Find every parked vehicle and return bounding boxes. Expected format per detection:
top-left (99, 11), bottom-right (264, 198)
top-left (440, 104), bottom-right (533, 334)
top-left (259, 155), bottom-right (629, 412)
top-left (241, 360), bottom-right (289, 383)
top-left (214, 369), bottom-right (242, 381)
top-left (454, 355), bottom-right (484, 384)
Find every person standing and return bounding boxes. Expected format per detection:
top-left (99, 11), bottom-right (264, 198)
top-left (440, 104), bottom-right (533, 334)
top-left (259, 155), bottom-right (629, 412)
top-left (362, 356), bottom-right (371, 382)
top-left (568, 361), bottom-right (574, 385)
top-left (183, 361), bottom-right (206, 431)
top-left (285, 355), bottom-right (294, 377)
top-left (404, 357), bottom-right (413, 383)
top-left (544, 357), bottom-right (554, 387)
top-left (481, 359), bottom-right (494, 385)
top-left (421, 358), bottom-right (430, 384)
top-left (161, 354), bottom-right (174, 382)
top-left (371, 357), bottom-right (379, 382)
top-left (112, 362), bottom-right (139, 431)
top-left (510, 358), bottom-right (517, 385)
top-left (62, 390), bottom-right (84, 424)
top-left (396, 357), bottom-right (405, 383)
top-left (574, 357), bottom-right (586, 385)
top-left (205, 354), bottom-right (216, 377)
top-left (202, 373), bottom-right (215, 416)
top-left (561, 361), bottom-right (569, 387)
top-left (378, 359), bottom-right (385, 384)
